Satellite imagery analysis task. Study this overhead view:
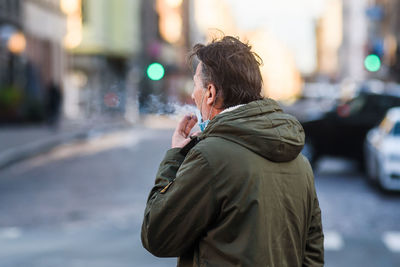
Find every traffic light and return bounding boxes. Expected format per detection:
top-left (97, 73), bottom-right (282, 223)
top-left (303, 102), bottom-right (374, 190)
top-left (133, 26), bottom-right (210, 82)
top-left (146, 62), bottom-right (165, 81)
top-left (364, 54), bottom-right (381, 72)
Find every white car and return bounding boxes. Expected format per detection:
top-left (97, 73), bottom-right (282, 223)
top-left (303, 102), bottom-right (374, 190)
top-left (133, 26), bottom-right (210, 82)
top-left (364, 107), bottom-right (400, 191)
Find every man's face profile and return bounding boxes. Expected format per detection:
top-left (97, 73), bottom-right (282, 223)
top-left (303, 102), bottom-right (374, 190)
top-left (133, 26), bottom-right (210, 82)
top-left (192, 62), bottom-right (206, 116)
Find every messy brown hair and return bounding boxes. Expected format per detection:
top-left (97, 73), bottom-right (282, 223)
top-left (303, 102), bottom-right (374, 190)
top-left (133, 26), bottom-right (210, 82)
top-left (189, 36), bottom-right (264, 109)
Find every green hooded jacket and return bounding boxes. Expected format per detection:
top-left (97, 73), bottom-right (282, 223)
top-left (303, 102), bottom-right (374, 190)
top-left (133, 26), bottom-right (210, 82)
top-left (141, 99), bottom-right (324, 266)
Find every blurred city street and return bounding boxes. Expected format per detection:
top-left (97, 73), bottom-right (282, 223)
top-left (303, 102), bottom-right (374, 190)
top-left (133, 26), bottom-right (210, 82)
top-left (1, 0), bottom-right (400, 266)
top-left (0, 120), bottom-right (399, 266)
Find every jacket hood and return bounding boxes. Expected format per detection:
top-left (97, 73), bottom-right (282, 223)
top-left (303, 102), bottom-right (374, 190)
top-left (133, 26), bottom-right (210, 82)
top-left (200, 99), bottom-right (305, 162)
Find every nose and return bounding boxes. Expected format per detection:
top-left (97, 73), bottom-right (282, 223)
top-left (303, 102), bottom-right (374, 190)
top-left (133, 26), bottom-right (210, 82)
top-left (191, 91), bottom-right (195, 101)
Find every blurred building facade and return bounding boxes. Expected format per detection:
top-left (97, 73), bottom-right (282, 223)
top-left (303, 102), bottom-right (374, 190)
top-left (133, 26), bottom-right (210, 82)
top-left (24, 0), bottom-right (66, 87)
top-left (64, 0), bottom-right (141, 121)
top-left (315, 0), bottom-right (343, 81)
top-left (0, 0), bottom-right (23, 89)
top-left (337, 0), bottom-right (400, 83)
top-left (139, 0), bottom-right (193, 112)
top-left (0, 0), bottom-right (67, 123)
top-left (190, 0), bottom-right (303, 101)
top-left (61, 0), bottom-right (196, 119)
top-left (338, 0), bottom-right (368, 82)
top-left (365, 0), bottom-right (400, 82)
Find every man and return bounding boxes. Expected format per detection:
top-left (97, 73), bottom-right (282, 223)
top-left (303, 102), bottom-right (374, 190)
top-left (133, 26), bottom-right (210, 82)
top-left (141, 36), bottom-right (324, 266)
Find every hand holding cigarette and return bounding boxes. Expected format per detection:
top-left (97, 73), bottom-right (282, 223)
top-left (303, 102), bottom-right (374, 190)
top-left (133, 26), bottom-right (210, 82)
top-left (172, 114), bottom-right (199, 148)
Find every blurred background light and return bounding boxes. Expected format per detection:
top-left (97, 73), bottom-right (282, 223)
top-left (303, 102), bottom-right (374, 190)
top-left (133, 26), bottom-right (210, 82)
top-left (147, 63), bottom-right (165, 81)
top-left (60, 0), bottom-right (80, 14)
top-left (63, 0), bottom-right (82, 50)
top-left (64, 30), bottom-right (82, 49)
top-left (157, 0), bottom-right (183, 44)
top-left (160, 12), bottom-right (182, 44)
top-left (104, 92), bottom-right (121, 108)
top-left (165, 0), bottom-right (183, 8)
top-left (7, 32), bottom-right (26, 54)
top-left (364, 54), bottom-right (381, 72)
top-left (247, 31), bottom-right (302, 100)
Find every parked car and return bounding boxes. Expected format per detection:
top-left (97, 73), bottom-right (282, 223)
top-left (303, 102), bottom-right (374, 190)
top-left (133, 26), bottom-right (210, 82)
top-left (364, 107), bottom-right (400, 191)
top-left (300, 91), bottom-right (400, 168)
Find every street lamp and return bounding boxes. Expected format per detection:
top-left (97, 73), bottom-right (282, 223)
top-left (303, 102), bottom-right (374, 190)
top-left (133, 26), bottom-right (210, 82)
top-left (7, 32), bottom-right (26, 54)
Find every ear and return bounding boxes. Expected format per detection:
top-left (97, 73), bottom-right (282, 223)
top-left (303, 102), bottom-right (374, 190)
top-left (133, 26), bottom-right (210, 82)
top-left (206, 84), bottom-right (217, 105)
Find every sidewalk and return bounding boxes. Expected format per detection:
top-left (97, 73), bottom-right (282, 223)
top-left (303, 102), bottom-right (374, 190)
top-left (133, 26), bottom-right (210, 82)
top-left (0, 118), bottom-right (131, 170)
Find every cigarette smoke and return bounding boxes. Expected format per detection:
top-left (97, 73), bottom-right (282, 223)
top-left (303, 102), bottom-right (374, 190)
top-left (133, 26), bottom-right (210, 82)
top-left (145, 94), bottom-right (198, 121)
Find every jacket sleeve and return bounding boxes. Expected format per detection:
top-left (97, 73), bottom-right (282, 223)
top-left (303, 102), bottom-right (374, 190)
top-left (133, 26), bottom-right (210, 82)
top-left (141, 147), bottom-right (217, 257)
top-left (303, 194), bottom-right (324, 266)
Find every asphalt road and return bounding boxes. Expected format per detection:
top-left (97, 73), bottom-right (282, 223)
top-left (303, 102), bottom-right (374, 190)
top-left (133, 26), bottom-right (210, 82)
top-left (0, 126), bottom-right (399, 267)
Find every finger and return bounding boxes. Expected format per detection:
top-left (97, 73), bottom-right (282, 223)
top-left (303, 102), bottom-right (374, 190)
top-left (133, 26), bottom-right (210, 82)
top-left (181, 138), bottom-right (192, 147)
top-left (192, 113), bottom-right (198, 122)
top-left (184, 115), bottom-right (198, 135)
top-left (190, 131), bottom-right (202, 137)
top-left (176, 115), bottom-right (191, 135)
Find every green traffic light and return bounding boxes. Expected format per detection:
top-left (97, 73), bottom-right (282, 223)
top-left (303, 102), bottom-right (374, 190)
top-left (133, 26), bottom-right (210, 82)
top-left (364, 54), bottom-right (381, 72)
top-left (147, 63), bottom-right (165, 81)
